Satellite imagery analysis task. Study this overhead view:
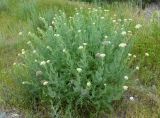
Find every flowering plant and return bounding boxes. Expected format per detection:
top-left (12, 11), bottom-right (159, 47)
top-left (13, 8), bottom-right (142, 117)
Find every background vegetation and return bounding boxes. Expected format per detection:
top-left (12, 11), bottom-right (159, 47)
top-left (0, 0), bottom-right (160, 117)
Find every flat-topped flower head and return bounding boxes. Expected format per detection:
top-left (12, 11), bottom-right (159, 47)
top-left (112, 20), bottom-right (116, 23)
top-left (40, 61), bottom-right (46, 66)
top-left (124, 76), bottom-right (129, 80)
top-left (78, 30), bottom-right (81, 33)
top-left (28, 32), bottom-right (31, 36)
top-left (95, 53), bottom-right (105, 59)
top-left (128, 53), bottom-right (132, 57)
top-left (135, 24), bottom-right (142, 29)
top-left (21, 49), bottom-right (25, 55)
top-left (119, 43), bottom-right (127, 48)
top-left (13, 62), bottom-right (16, 66)
top-left (124, 19), bottom-right (127, 22)
top-left (104, 9), bottom-right (109, 12)
top-left (133, 55), bottom-right (136, 58)
top-left (78, 46), bottom-right (83, 50)
top-left (145, 53), bottom-right (149, 57)
top-left (123, 86), bottom-right (128, 90)
top-left (104, 35), bottom-right (108, 39)
top-left (121, 31), bottom-right (127, 36)
top-left (46, 60), bottom-right (50, 63)
top-left (136, 66), bottom-right (139, 70)
top-left (130, 96), bottom-right (134, 101)
top-left (54, 34), bottom-right (60, 37)
top-left (63, 49), bottom-right (66, 53)
top-left (83, 43), bottom-right (87, 46)
top-left (87, 81), bottom-right (91, 87)
top-left (18, 32), bottom-right (22, 36)
top-left (100, 53), bottom-right (106, 58)
top-left (76, 68), bottom-right (82, 73)
top-left (100, 17), bottom-right (105, 20)
top-left (43, 81), bottom-right (48, 86)
top-left (33, 50), bottom-right (36, 54)
top-left (52, 21), bottom-right (55, 24)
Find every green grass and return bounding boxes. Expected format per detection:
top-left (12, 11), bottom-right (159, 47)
top-left (0, 0), bottom-right (160, 117)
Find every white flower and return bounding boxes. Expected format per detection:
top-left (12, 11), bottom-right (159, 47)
top-left (136, 66), bottom-right (139, 70)
top-left (99, 53), bottom-right (106, 58)
top-left (54, 34), bottom-right (60, 37)
top-left (76, 12), bottom-right (79, 15)
top-left (11, 113), bottom-right (19, 117)
top-left (18, 53), bottom-right (21, 56)
top-left (124, 19), bottom-right (127, 22)
top-left (104, 35), bottom-right (108, 39)
top-left (128, 53), bottom-right (132, 57)
top-left (104, 9), bottom-right (109, 12)
top-left (21, 49), bottom-right (25, 55)
top-left (145, 53), bottom-right (149, 57)
top-left (135, 24), bottom-right (142, 29)
top-left (76, 68), bottom-right (82, 73)
top-left (121, 31), bottom-right (127, 36)
top-left (83, 43), bottom-right (87, 46)
top-left (93, 22), bottom-right (95, 25)
top-left (124, 76), bottom-right (129, 80)
top-left (43, 81), bottom-right (48, 86)
top-left (13, 62), bottom-right (16, 65)
top-left (39, 17), bottom-right (45, 21)
top-left (18, 32), bottom-right (22, 36)
top-left (133, 55), bottom-right (136, 58)
top-left (28, 32), bottom-right (31, 36)
top-left (78, 30), bottom-right (81, 33)
top-left (33, 50), bottom-right (36, 53)
top-left (46, 46), bottom-right (51, 49)
top-left (52, 21), bottom-right (55, 24)
top-left (112, 20), bottom-right (116, 23)
top-left (40, 61), bottom-right (46, 66)
top-left (22, 81), bottom-right (26, 84)
top-left (35, 59), bottom-right (38, 62)
top-left (27, 41), bottom-right (31, 45)
top-left (127, 30), bottom-right (131, 33)
top-left (87, 81), bottom-right (91, 87)
top-left (63, 49), bottom-right (66, 53)
top-left (129, 96), bottom-right (134, 101)
top-left (119, 43), bottom-right (127, 48)
top-left (78, 46), bottom-right (83, 50)
top-left (100, 17), bottom-right (105, 19)
top-left (104, 83), bottom-right (107, 86)
top-left (46, 60), bottom-right (50, 63)
top-left (22, 81), bottom-right (30, 85)
top-left (49, 26), bottom-right (52, 29)
top-left (123, 86), bottom-right (128, 90)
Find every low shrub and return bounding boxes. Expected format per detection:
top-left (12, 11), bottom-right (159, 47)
top-left (13, 8), bottom-right (144, 117)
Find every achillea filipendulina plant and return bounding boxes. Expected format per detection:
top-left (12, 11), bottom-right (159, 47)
top-left (13, 8), bottom-right (143, 117)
